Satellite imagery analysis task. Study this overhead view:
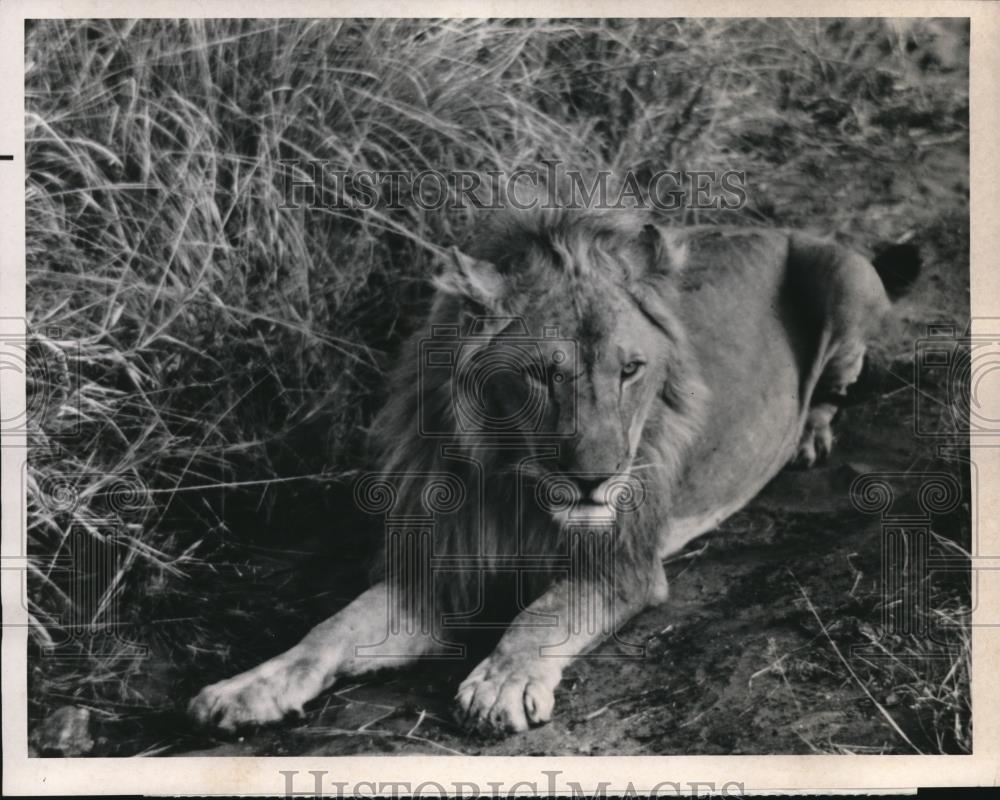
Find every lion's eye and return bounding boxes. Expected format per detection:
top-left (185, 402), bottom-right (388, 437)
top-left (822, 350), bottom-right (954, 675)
top-left (621, 360), bottom-right (645, 380)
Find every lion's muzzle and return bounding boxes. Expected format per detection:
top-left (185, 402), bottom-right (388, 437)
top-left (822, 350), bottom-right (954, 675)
top-left (536, 471), bottom-right (644, 526)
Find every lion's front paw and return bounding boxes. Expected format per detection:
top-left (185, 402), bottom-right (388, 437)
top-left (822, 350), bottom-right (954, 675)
top-left (188, 658), bottom-right (324, 732)
top-left (455, 655), bottom-right (558, 735)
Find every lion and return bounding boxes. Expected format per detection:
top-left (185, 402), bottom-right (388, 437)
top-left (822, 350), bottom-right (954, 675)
top-left (189, 206), bottom-right (919, 736)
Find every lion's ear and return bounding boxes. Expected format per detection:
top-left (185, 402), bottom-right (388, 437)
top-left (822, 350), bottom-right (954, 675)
top-left (434, 247), bottom-right (506, 310)
top-left (640, 223), bottom-right (687, 276)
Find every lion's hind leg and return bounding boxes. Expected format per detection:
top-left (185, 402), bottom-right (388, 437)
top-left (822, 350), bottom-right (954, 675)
top-left (795, 404), bottom-right (835, 467)
top-left (793, 337), bottom-right (867, 468)
top-left (787, 233), bottom-right (905, 470)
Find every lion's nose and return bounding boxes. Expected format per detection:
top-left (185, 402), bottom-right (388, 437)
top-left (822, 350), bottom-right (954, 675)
top-left (571, 474), bottom-right (616, 501)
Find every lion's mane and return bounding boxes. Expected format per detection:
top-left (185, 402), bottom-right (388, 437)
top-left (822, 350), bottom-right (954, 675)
top-left (367, 207), bottom-right (706, 614)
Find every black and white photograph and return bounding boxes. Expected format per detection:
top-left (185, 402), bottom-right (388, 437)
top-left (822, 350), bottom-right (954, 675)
top-left (2, 3), bottom-right (998, 796)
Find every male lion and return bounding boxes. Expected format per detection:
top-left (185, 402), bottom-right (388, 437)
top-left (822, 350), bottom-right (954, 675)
top-left (189, 207), bottom-right (918, 736)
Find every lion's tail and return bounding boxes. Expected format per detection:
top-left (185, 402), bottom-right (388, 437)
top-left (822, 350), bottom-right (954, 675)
top-left (872, 242), bottom-right (921, 301)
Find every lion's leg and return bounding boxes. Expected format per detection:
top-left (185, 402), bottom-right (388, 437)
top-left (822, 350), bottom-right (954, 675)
top-left (788, 233), bottom-right (894, 469)
top-left (455, 567), bottom-right (664, 735)
top-left (794, 339), bottom-right (866, 467)
top-left (188, 581), bottom-right (440, 731)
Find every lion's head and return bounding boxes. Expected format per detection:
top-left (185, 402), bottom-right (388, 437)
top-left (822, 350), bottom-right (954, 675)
top-left (421, 207), bottom-right (703, 526)
top-left (368, 207), bottom-right (707, 605)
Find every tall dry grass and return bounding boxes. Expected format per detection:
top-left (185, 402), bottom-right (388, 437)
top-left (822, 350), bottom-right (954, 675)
top-left (24, 18), bottom-right (969, 752)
